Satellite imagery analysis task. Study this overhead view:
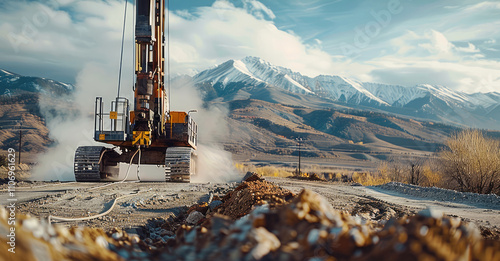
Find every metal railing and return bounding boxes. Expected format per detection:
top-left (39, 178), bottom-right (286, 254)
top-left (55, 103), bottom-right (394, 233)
top-left (94, 97), bottom-right (130, 141)
top-left (188, 117), bottom-right (198, 146)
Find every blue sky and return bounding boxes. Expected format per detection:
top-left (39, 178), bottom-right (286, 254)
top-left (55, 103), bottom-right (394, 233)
top-left (0, 0), bottom-right (499, 93)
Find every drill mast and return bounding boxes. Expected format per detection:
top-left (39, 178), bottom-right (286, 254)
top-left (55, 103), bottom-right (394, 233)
top-left (74, 0), bottom-right (198, 183)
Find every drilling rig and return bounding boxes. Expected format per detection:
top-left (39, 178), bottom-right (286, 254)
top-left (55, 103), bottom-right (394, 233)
top-left (74, 0), bottom-right (197, 182)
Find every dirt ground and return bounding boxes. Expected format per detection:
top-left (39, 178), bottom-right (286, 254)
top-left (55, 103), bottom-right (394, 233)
top-left (2, 177), bottom-right (498, 241)
top-left (2, 176), bottom-right (499, 261)
top-left (267, 177), bottom-right (500, 240)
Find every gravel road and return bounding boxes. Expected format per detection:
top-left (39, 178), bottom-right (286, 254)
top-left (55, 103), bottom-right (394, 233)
top-left (2, 178), bottom-right (498, 234)
top-left (267, 177), bottom-right (500, 228)
top-left (3, 181), bottom-right (237, 232)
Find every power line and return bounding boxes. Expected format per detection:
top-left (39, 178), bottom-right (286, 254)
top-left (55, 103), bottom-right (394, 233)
top-left (116, 0), bottom-right (129, 100)
top-left (167, 0), bottom-right (171, 113)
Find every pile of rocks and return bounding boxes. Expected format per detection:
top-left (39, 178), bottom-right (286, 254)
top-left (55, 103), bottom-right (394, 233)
top-left (351, 198), bottom-right (409, 224)
top-left (213, 176), bottom-right (295, 220)
top-left (161, 190), bottom-right (500, 261)
top-left (2, 178), bottom-right (499, 261)
top-left (241, 172), bottom-right (265, 183)
top-left (137, 175), bottom-right (293, 249)
top-left (0, 208), bottom-right (125, 260)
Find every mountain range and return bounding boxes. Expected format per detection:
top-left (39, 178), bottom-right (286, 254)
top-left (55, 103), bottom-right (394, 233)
top-left (2, 58), bottom-right (500, 169)
top-left (0, 69), bottom-right (75, 154)
top-left (191, 57), bottom-right (500, 130)
top-left (0, 69), bottom-right (74, 97)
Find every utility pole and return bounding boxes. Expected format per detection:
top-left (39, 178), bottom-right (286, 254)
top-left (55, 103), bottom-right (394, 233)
top-left (296, 137), bottom-right (302, 176)
top-left (18, 121), bottom-right (22, 165)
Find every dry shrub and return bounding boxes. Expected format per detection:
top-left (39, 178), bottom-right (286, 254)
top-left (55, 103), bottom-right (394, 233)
top-left (380, 160), bottom-right (407, 183)
top-left (0, 155), bottom-right (6, 167)
top-left (440, 130), bottom-right (500, 194)
top-left (352, 171), bottom-right (391, 186)
top-left (378, 156), bottom-right (444, 187)
top-left (234, 163), bottom-right (292, 178)
top-left (420, 162), bottom-right (442, 187)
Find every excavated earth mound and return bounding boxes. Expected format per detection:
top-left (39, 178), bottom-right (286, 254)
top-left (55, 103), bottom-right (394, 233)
top-left (214, 179), bottom-right (295, 220)
top-left (1, 179), bottom-right (499, 261)
top-left (161, 190), bottom-right (500, 261)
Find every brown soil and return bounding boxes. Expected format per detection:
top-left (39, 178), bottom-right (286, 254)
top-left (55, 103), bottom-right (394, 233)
top-left (214, 179), bottom-right (295, 220)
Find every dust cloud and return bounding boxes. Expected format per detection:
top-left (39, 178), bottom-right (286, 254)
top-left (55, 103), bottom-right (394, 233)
top-left (32, 63), bottom-right (129, 181)
top-left (170, 77), bottom-right (240, 183)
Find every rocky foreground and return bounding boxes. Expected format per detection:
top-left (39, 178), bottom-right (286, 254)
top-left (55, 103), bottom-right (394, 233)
top-left (1, 175), bottom-right (499, 261)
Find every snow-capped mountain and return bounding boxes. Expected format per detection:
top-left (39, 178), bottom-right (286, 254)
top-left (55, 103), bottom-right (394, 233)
top-left (194, 57), bottom-right (313, 95)
top-left (0, 69), bottom-right (74, 97)
top-left (191, 57), bottom-right (500, 129)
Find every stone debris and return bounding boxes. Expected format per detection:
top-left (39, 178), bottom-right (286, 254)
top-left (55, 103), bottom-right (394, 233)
top-left (1, 179), bottom-right (499, 261)
top-left (135, 179), bottom-right (294, 249)
top-left (0, 207), bottom-right (125, 261)
top-left (186, 211), bottom-right (205, 225)
top-left (208, 200), bottom-right (223, 210)
top-left (351, 198), bottom-right (409, 224)
top-left (213, 178), bottom-right (295, 220)
top-left (159, 189), bottom-right (500, 261)
top-left (374, 182), bottom-right (500, 207)
top-left (242, 171), bottom-right (264, 182)
top-left (197, 192), bottom-right (214, 204)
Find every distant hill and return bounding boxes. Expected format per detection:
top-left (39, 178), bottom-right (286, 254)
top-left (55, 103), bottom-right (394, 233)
top-left (0, 69), bottom-right (75, 153)
top-left (2, 65), bottom-right (500, 171)
top-left (172, 58), bottom-right (500, 167)
top-left (191, 57), bottom-right (500, 130)
top-left (0, 69), bottom-right (74, 97)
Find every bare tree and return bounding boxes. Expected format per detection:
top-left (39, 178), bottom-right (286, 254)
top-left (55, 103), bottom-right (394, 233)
top-left (420, 158), bottom-right (442, 187)
top-left (385, 156), bottom-right (425, 185)
top-left (440, 130), bottom-right (500, 194)
top-left (384, 156), bottom-right (407, 183)
top-left (407, 158), bottom-right (425, 185)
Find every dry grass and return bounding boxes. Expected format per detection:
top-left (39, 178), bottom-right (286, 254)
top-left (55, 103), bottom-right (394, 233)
top-left (352, 171), bottom-right (391, 186)
top-left (235, 163), bottom-right (293, 178)
top-left (0, 163), bottom-right (32, 180)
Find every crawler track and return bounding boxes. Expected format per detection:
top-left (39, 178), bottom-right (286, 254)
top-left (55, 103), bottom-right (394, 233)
top-left (165, 147), bottom-right (197, 182)
top-left (74, 146), bottom-right (105, 182)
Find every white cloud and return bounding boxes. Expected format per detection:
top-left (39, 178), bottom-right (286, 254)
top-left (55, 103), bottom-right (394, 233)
top-left (0, 0), bottom-right (499, 95)
top-left (0, 0), bottom-right (136, 83)
top-left (456, 43), bottom-right (480, 53)
top-left (242, 0), bottom-right (276, 20)
top-left (0, 0), bottom-right (344, 81)
top-left (484, 39), bottom-right (496, 44)
top-left (167, 0), bottom-right (340, 77)
top-left (463, 1), bottom-right (500, 12)
top-left (420, 30), bottom-right (454, 54)
top-left (368, 30), bottom-right (500, 93)
top-left (175, 9), bottom-right (195, 20)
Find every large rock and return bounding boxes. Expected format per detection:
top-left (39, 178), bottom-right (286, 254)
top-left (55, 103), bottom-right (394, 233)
top-left (0, 208), bottom-right (124, 261)
top-left (242, 171), bottom-right (264, 182)
top-left (209, 200), bottom-right (223, 210)
top-left (185, 211), bottom-right (205, 225)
